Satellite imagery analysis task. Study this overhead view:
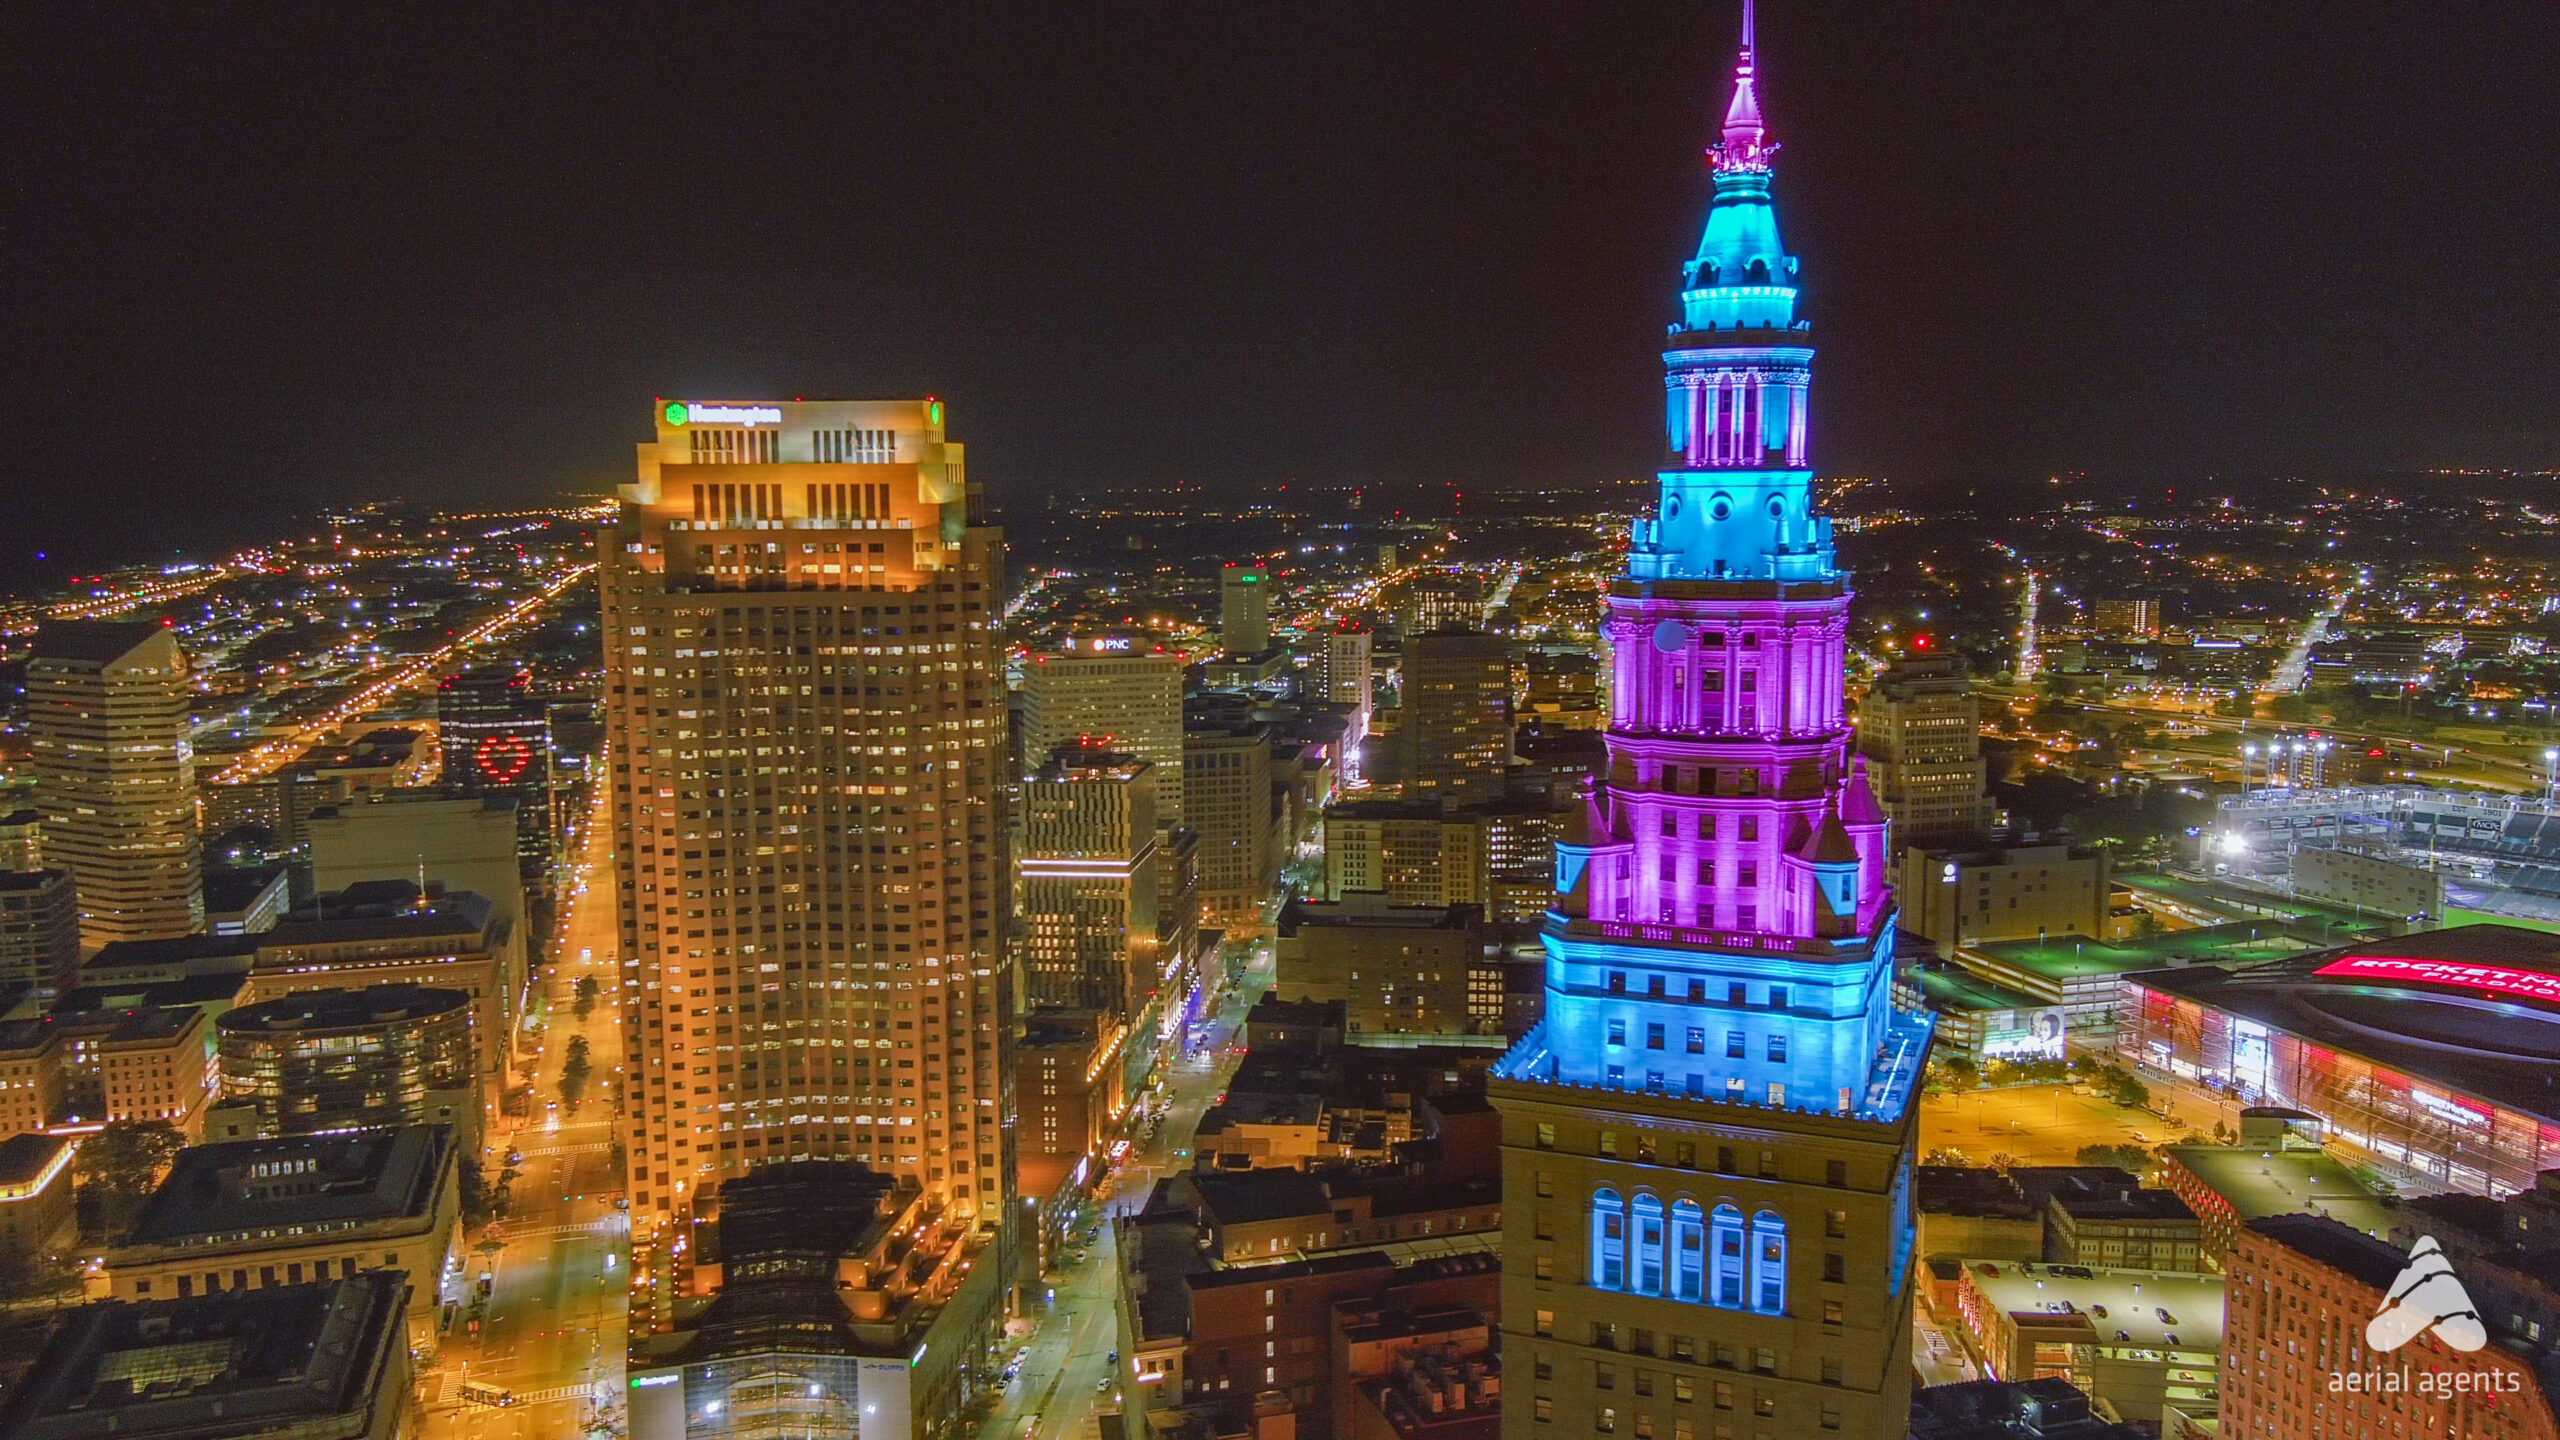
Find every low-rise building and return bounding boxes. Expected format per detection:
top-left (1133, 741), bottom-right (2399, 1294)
top-left (42, 1002), bottom-right (215, 1136)
top-left (1322, 800), bottom-right (1487, 910)
top-left (1910, 1377), bottom-right (2152, 1439)
top-left (1018, 1009), bottom-right (1126, 1264)
top-left (0, 1020), bottom-right (63, 1137)
top-left (2046, 1186), bottom-right (2201, 1273)
top-left (106, 1125), bottom-right (461, 1355)
top-left (0, 869), bottom-right (79, 997)
top-left (1952, 1260), bottom-right (2224, 1430)
top-left (0, 1272), bottom-right (414, 1440)
top-left (2222, 1214), bottom-right (2560, 1440)
top-left (2158, 1133), bottom-right (2401, 1270)
top-left (1275, 895), bottom-right (1493, 1039)
top-left (1918, 1167), bottom-right (2056, 1269)
top-left (249, 880), bottom-right (518, 1080)
top-left (209, 984), bottom-right (478, 1147)
top-left (201, 864), bottom-right (291, 935)
top-left (1118, 1175), bottom-right (1503, 1440)
top-left (1900, 845), bottom-right (2111, 956)
top-left (0, 1132), bottom-right (78, 1255)
top-left (629, 1160), bottom-right (1008, 1440)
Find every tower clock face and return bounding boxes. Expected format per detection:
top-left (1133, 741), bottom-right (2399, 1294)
top-left (473, 733), bottom-right (535, 785)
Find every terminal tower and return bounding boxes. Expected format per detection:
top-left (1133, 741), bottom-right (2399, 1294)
top-left (1489, 6), bottom-right (1934, 1436)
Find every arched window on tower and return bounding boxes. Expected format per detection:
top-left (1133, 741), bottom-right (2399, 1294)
top-left (1671, 1200), bottom-right (1706, 1302)
top-left (1711, 1204), bottom-right (1745, 1307)
top-left (1634, 1193), bottom-right (1666, 1295)
top-left (1592, 1188), bottom-right (1626, 1290)
top-left (1752, 1210), bottom-right (1788, 1314)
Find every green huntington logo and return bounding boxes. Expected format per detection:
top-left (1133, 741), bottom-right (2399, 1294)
top-left (663, 402), bottom-right (689, 426)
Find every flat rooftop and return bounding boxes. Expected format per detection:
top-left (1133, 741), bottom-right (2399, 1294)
top-left (2116, 872), bottom-right (2383, 930)
top-left (1959, 1260), bottom-right (2226, 1354)
top-left (1913, 965), bottom-right (2048, 1014)
top-left (122, 1125), bottom-right (453, 1247)
top-left (2162, 1143), bottom-right (2402, 1238)
top-left (2127, 925), bottom-right (2560, 1123)
top-left (1963, 918), bottom-right (2345, 984)
top-left (0, 1273), bottom-right (407, 1439)
top-left (0, 1133), bottom-right (72, 1190)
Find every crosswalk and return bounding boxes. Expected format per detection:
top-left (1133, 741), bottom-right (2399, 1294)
top-left (514, 1383), bottom-right (607, 1405)
top-left (519, 1141), bottom-right (610, 1158)
top-left (494, 1217), bottom-right (620, 1242)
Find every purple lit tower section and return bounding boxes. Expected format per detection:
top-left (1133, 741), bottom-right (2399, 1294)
top-left (1507, 0), bottom-right (1927, 1119)
top-left (1491, 10), bottom-right (1929, 1433)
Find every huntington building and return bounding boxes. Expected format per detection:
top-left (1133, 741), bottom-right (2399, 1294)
top-left (1488, 9), bottom-right (1933, 1440)
top-left (603, 398), bottom-right (1014, 1251)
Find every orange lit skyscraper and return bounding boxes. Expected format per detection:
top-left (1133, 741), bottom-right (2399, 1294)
top-left (603, 398), bottom-right (1012, 1235)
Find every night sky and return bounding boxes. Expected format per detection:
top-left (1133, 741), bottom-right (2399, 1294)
top-left (7, 2), bottom-right (2556, 565)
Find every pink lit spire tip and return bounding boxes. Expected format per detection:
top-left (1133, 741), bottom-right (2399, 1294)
top-left (1711, 0), bottom-right (1775, 174)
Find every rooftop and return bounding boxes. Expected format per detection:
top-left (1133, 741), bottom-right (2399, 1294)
top-left (2116, 871), bottom-right (2384, 930)
top-left (201, 865), bottom-right (287, 916)
top-left (0, 1273), bottom-right (408, 1439)
top-left (216, 983), bottom-right (471, 1036)
top-left (2049, 1187), bottom-right (2195, 1225)
top-left (1278, 895), bottom-right (1483, 934)
top-left (0, 1133), bottom-right (73, 1189)
top-left (57, 972), bottom-right (251, 1015)
top-left (2162, 1142), bottom-right (2402, 1238)
top-left (268, 882), bottom-right (494, 947)
top-left (82, 933), bottom-right (259, 977)
top-left (2243, 1212), bottom-right (2410, 1293)
top-left (45, 1004), bottom-right (199, 1046)
top-left (121, 1125), bottom-right (453, 1248)
top-left (1192, 1168), bottom-right (1335, 1226)
top-left (2129, 925), bottom-right (2560, 1123)
top-left (1909, 1377), bottom-right (2148, 1439)
top-left (1963, 918), bottom-right (2341, 983)
top-left (29, 620), bottom-right (164, 665)
top-left (1912, 964), bottom-right (2048, 1014)
top-left (1959, 1259), bottom-right (2225, 1354)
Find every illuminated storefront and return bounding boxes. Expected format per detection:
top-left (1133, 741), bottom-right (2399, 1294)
top-left (2118, 926), bottom-right (2560, 1198)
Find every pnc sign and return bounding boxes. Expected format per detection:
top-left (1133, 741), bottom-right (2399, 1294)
top-left (664, 402), bottom-right (784, 427)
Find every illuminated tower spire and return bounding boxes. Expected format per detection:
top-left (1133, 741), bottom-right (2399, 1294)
top-left (1712, 0), bottom-right (1770, 173)
top-left (1489, 7), bottom-right (1931, 1436)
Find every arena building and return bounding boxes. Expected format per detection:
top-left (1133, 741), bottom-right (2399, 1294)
top-left (2119, 924), bottom-right (2560, 1198)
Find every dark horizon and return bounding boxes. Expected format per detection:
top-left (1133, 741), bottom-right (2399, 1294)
top-left (8, 2), bottom-right (2557, 571)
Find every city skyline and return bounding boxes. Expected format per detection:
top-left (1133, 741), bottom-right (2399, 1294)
top-left (8, 3), bottom-right (2560, 576)
top-left (9, 7), bottom-right (2560, 1440)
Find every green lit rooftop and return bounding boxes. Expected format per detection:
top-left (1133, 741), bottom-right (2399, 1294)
top-left (2116, 872), bottom-right (2385, 932)
top-left (1962, 919), bottom-right (2363, 985)
top-left (1914, 966), bottom-right (2047, 1014)
top-left (2161, 1143), bottom-right (2402, 1239)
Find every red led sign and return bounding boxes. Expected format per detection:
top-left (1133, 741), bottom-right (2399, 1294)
top-left (474, 733), bottom-right (535, 786)
top-left (2314, 954), bottom-right (2560, 1007)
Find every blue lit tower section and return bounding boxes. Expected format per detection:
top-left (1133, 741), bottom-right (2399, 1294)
top-left (1489, 7), bottom-right (1933, 1437)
